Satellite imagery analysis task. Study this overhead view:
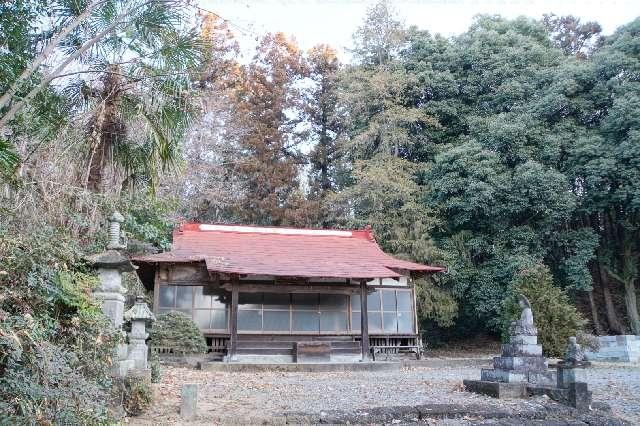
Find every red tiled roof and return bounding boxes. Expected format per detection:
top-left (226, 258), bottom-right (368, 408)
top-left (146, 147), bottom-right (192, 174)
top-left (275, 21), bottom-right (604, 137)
top-left (132, 223), bottom-right (444, 279)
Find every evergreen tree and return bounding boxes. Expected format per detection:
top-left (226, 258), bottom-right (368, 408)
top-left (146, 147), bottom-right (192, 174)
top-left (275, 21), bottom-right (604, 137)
top-left (228, 32), bottom-right (309, 226)
top-left (303, 44), bottom-right (343, 226)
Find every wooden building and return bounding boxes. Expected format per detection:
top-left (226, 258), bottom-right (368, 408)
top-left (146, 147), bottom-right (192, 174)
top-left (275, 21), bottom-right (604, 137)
top-left (133, 223), bottom-right (444, 362)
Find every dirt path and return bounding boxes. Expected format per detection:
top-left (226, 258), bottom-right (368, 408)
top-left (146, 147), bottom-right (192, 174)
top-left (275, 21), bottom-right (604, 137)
top-left (128, 362), bottom-right (638, 424)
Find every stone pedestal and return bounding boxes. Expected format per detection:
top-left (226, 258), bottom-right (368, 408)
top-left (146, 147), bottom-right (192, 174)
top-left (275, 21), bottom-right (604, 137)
top-left (87, 250), bottom-right (134, 328)
top-left (557, 362), bottom-right (589, 389)
top-left (93, 266), bottom-right (127, 329)
top-left (568, 382), bottom-right (592, 410)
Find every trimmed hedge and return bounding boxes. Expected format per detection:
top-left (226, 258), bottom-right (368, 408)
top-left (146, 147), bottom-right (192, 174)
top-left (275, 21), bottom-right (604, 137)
top-left (149, 311), bottom-right (207, 354)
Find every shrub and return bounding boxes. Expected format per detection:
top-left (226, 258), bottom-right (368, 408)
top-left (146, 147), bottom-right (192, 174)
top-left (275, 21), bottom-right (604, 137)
top-left (149, 311), bottom-right (207, 354)
top-left (123, 375), bottom-right (152, 416)
top-left (0, 227), bottom-right (120, 424)
top-left (501, 265), bottom-right (587, 358)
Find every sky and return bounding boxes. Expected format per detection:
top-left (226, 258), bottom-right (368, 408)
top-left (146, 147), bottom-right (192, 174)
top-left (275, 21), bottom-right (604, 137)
top-left (198, 0), bottom-right (640, 61)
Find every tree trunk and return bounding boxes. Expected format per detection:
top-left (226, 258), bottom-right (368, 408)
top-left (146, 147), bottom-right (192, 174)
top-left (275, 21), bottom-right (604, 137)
top-left (587, 289), bottom-right (605, 335)
top-left (624, 278), bottom-right (640, 334)
top-left (598, 261), bottom-right (626, 334)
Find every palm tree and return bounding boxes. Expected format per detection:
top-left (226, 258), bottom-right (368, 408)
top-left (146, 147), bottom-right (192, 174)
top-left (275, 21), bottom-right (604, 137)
top-left (72, 0), bottom-right (203, 192)
top-left (1, 0), bottom-right (204, 191)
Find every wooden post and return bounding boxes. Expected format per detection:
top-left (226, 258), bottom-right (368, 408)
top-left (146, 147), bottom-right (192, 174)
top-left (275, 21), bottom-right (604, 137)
top-left (228, 276), bottom-right (239, 361)
top-left (360, 279), bottom-right (369, 361)
top-left (152, 268), bottom-right (160, 315)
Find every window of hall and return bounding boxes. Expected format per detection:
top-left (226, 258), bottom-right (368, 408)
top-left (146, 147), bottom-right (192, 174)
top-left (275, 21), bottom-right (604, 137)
top-left (237, 293), bottom-right (350, 333)
top-left (157, 285), bottom-right (414, 335)
top-left (351, 289), bottom-right (415, 334)
top-left (158, 285), bottom-right (228, 331)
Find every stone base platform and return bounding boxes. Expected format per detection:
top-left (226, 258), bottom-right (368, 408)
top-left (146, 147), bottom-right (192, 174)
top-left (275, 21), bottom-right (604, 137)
top-left (481, 368), bottom-right (556, 385)
top-left (463, 380), bottom-right (527, 399)
top-left (198, 360), bottom-right (401, 373)
top-left (464, 380), bottom-right (592, 410)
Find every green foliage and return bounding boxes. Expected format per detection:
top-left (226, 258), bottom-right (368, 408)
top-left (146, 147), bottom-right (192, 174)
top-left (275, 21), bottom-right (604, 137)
top-left (0, 138), bottom-right (19, 176)
top-left (0, 225), bottom-right (120, 424)
top-left (149, 311), bottom-right (207, 354)
top-left (123, 195), bottom-right (179, 252)
top-left (501, 265), bottom-right (587, 357)
top-left (123, 375), bottom-right (153, 416)
top-left (414, 277), bottom-right (458, 327)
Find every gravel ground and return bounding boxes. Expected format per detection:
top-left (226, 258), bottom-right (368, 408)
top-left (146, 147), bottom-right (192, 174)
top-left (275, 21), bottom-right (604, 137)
top-left (128, 361), bottom-right (639, 425)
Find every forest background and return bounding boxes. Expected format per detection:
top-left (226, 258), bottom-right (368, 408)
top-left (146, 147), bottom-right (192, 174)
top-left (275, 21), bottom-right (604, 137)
top-left (1, 0), bottom-right (640, 420)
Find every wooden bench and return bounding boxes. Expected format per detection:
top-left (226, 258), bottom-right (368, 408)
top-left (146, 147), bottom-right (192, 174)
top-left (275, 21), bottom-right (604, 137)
top-left (370, 345), bottom-right (422, 361)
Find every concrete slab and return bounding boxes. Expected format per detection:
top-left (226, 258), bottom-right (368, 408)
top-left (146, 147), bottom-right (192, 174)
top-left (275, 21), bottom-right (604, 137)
top-left (197, 360), bottom-right (401, 373)
top-left (584, 335), bottom-right (640, 363)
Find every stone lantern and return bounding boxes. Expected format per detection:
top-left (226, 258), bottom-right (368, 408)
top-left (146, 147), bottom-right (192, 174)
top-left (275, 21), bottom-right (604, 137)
top-left (86, 211), bottom-right (136, 377)
top-left (124, 296), bottom-right (155, 370)
top-left (86, 211), bottom-right (133, 330)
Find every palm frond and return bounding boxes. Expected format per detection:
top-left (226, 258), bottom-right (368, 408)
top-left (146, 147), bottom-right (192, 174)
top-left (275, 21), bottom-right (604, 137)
top-left (0, 138), bottom-right (19, 176)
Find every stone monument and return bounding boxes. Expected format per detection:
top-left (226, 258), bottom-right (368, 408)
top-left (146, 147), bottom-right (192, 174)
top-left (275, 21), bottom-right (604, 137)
top-left (480, 295), bottom-right (555, 386)
top-left (464, 294), bottom-right (555, 398)
top-left (181, 384), bottom-right (198, 420)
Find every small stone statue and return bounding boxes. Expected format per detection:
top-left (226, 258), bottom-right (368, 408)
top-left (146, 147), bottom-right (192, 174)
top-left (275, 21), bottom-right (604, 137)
top-left (564, 336), bottom-right (584, 365)
top-left (509, 294), bottom-right (538, 336)
top-left (518, 295), bottom-right (534, 326)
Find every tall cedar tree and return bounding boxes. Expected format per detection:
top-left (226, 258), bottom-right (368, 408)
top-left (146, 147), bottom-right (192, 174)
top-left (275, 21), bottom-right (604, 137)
top-left (228, 33), bottom-right (309, 226)
top-left (304, 44), bottom-right (342, 226)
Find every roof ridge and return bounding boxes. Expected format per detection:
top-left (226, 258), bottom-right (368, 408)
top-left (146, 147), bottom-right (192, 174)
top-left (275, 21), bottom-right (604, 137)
top-left (177, 222), bottom-right (374, 239)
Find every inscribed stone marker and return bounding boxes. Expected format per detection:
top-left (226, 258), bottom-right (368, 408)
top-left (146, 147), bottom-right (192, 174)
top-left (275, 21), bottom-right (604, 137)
top-left (181, 384), bottom-right (198, 419)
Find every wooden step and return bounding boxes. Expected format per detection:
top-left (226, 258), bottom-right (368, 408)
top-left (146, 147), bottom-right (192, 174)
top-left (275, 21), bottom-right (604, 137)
top-left (236, 348), bottom-right (294, 355)
top-left (331, 341), bottom-right (361, 349)
top-left (237, 341), bottom-right (294, 349)
top-left (331, 347), bottom-right (361, 355)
